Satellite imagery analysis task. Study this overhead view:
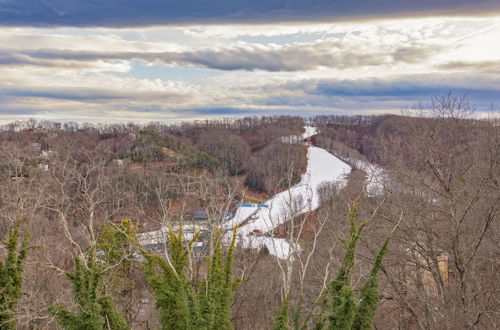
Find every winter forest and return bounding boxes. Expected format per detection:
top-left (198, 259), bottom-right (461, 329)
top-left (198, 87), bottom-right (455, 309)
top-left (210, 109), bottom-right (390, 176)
top-left (0, 94), bottom-right (498, 329)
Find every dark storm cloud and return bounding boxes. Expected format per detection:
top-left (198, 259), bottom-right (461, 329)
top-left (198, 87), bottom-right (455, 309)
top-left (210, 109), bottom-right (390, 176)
top-left (0, 41), bottom-right (443, 72)
top-left (1, 0), bottom-right (499, 27)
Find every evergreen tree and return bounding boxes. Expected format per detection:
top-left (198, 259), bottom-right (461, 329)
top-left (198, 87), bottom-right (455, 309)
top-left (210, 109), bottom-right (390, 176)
top-left (352, 237), bottom-right (390, 330)
top-left (304, 198), bottom-right (390, 330)
top-left (143, 226), bottom-right (197, 329)
top-left (0, 221), bottom-right (29, 330)
top-left (97, 220), bottom-right (137, 294)
top-left (96, 220), bottom-right (139, 323)
top-left (272, 298), bottom-right (289, 330)
top-left (49, 251), bottom-right (129, 330)
top-left (198, 228), bottom-right (239, 330)
top-left (328, 197), bottom-right (368, 330)
top-left (143, 226), bottom-right (239, 330)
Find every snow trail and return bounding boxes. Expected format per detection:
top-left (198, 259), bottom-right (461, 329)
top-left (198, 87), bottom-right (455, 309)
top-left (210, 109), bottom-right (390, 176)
top-left (226, 126), bottom-right (352, 259)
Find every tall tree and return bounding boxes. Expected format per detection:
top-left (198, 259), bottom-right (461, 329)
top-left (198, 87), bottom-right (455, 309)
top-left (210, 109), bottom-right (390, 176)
top-left (299, 198), bottom-right (390, 330)
top-left (143, 226), bottom-right (239, 330)
top-left (49, 251), bottom-right (129, 330)
top-left (96, 220), bottom-right (139, 324)
top-left (352, 237), bottom-right (390, 330)
top-left (0, 221), bottom-right (29, 330)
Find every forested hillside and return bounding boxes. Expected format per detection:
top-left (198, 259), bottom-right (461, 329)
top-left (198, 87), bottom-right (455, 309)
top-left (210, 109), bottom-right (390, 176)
top-left (0, 95), bottom-right (498, 329)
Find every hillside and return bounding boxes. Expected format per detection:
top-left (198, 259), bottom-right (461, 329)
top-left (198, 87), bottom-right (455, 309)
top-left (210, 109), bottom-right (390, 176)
top-left (0, 107), bottom-right (498, 329)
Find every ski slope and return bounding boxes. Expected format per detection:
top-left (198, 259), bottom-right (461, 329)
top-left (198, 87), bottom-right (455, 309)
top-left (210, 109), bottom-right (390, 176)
top-left (226, 126), bottom-right (352, 259)
top-left (350, 160), bottom-right (386, 196)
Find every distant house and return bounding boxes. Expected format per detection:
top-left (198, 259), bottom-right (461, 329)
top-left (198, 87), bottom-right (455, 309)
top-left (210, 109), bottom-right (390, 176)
top-left (38, 164), bottom-right (49, 171)
top-left (137, 210), bottom-right (234, 258)
top-left (193, 210), bottom-right (207, 221)
top-left (112, 159), bottom-right (124, 166)
top-left (192, 210), bottom-right (233, 223)
top-left (303, 136), bottom-right (315, 146)
top-left (137, 225), bottom-right (210, 259)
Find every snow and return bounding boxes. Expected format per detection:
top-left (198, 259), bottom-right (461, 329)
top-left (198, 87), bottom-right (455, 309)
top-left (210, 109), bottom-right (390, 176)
top-left (226, 126), bottom-right (352, 259)
top-left (235, 146), bottom-right (351, 235)
top-left (280, 125), bottom-right (318, 144)
top-left (302, 126), bottom-right (318, 139)
top-left (137, 225), bottom-right (202, 246)
top-left (137, 125), bottom-right (384, 261)
top-left (348, 159), bottom-right (386, 196)
top-left (240, 236), bottom-right (299, 260)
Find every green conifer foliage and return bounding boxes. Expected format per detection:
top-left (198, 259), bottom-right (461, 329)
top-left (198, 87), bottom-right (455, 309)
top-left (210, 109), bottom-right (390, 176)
top-left (49, 251), bottom-right (129, 330)
top-left (307, 198), bottom-right (390, 330)
top-left (96, 220), bottom-right (139, 324)
top-left (272, 298), bottom-right (290, 330)
top-left (328, 197), bottom-right (368, 330)
top-left (329, 286), bottom-right (356, 330)
top-left (143, 226), bottom-right (196, 329)
top-left (143, 226), bottom-right (239, 330)
top-left (97, 220), bottom-right (137, 296)
top-left (0, 222), bottom-right (29, 330)
top-left (199, 228), bottom-right (239, 330)
top-left (352, 237), bottom-right (390, 330)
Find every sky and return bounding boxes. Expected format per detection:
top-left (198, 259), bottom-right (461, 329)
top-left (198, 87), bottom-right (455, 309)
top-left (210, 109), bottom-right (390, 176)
top-left (1, 0), bottom-right (500, 123)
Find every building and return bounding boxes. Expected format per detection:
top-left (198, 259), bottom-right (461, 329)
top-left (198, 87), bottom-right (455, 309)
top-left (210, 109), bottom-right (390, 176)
top-left (405, 243), bottom-right (449, 298)
top-left (136, 210), bottom-right (233, 257)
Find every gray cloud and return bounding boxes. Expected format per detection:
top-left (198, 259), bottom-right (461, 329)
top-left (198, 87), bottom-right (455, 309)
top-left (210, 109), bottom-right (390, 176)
top-left (1, 0), bottom-right (499, 27)
top-left (0, 53), bottom-right (99, 69)
top-left (0, 41), bottom-right (443, 72)
top-left (437, 60), bottom-right (500, 73)
top-left (392, 45), bottom-right (445, 63)
top-left (1, 74), bottom-right (499, 123)
top-left (245, 75), bottom-right (500, 109)
top-left (0, 86), bottom-right (188, 102)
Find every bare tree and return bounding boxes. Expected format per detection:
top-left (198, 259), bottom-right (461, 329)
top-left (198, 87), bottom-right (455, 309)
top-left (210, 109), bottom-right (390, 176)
top-left (377, 93), bottom-right (499, 329)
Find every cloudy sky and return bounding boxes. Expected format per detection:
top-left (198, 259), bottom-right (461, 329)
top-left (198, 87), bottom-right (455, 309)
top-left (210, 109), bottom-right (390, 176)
top-left (1, 0), bottom-right (500, 123)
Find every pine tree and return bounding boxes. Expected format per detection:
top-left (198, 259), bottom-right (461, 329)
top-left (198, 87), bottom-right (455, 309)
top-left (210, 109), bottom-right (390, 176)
top-left (351, 237), bottom-right (390, 330)
top-left (143, 226), bottom-right (239, 330)
top-left (305, 198), bottom-right (390, 330)
top-left (96, 220), bottom-right (139, 324)
top-left (49, 251), bottom-right (129, 330)
top-left (0, 221), bottom-right (29, 330)
top-left (272, 298), bottom-right (289, 330)
top-left (328, 197), bottom-right (368, 330)
top-left (199, 228), bottom-right (239, 330)
top-left (143, 226), bottom-right (196, 329)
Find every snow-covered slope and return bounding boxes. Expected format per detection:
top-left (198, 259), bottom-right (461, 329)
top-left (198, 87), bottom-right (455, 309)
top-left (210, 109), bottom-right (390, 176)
top-left (226, 126), bottom-right (352, 259)
top-left (350, 160), bottom-right (386, 196)
top-left (280, 125), bottom-right (318, 144)
top-left (234, 146), bottom-right (351, 235)
top-left (302, 126), bottom-right (318, 139)
top-left (137, 126), bottom-right (386, 260)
